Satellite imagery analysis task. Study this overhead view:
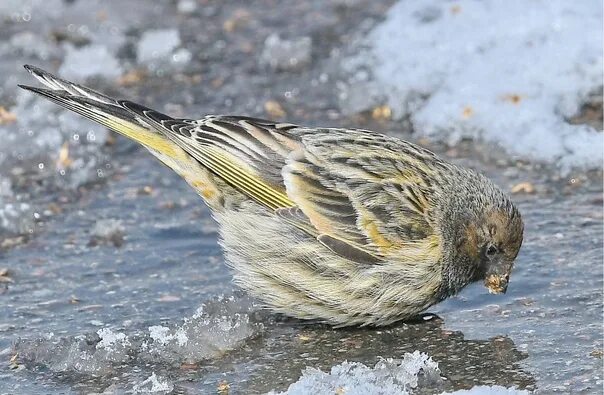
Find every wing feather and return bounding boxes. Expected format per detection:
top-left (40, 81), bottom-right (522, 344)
top-left (118, 102), bottom-right (437, 263)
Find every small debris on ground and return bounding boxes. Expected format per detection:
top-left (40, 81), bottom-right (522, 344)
top-left (264, 100), bottom-right (287, 118)
top-left (217, 380), bottom-right (230, 394)
top-left (511, 182), bottom-right (535, 194)
top-left (0, 268), bottom-right (13, 283)
top-left (0, 107), bottom-right (17, 125)
top-left (117, 69), bottom-right (148, 86)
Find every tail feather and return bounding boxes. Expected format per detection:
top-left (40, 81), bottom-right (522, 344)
top-left (24, 64), bottom-right (115, 105)
top-left (18, 84), bottom-right (137, 128)
top-left (19, 67), bottom-right (184, 159)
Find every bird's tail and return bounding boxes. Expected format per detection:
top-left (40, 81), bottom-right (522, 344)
top-left (18, 65), bottom-right (183, 158)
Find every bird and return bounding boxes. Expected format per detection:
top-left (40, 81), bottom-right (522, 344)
top-left (19, 65), bottom-right (524, 327)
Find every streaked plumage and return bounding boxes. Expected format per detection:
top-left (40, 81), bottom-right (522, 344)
top-left (19, 65), bottom-right (524, 326)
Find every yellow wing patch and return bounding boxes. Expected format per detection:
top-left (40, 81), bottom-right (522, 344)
top-left (101, 116), bottom-right (185, 160)
top-left (196, 146), bottom-right (295, 210)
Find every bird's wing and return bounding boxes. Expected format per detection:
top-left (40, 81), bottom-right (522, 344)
top-left (284, 129), bottom-right (440, 260)
top-left (120, 102), bottom-right (301, 210)
top-left (119, 105), bottom-right (439, 263)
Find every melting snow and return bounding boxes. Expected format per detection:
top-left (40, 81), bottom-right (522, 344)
top-left (343, 0), bottom-right (603, 171)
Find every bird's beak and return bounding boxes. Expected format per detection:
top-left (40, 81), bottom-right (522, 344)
top-left (484, 273), bottom-right (508, 294)
top-left (484, 259), bottom-right (512, 294)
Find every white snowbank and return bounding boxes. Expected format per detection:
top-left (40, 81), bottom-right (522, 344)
top-left (343, 0), bottom-right (603, 170)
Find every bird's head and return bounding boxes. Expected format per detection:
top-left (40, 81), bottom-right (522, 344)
top-left (456, 204), bottom-right (524, 294)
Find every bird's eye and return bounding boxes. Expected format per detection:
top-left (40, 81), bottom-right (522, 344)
top-left (486, 244), bottom-right (498, 257)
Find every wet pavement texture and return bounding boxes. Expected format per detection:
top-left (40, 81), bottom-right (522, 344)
top-left (0, 1), bottom-right (602, 394)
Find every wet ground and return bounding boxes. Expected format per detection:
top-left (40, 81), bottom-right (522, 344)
top-left (1, 1), bottom-right (602, 394)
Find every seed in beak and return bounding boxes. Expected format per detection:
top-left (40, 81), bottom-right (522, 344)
top-left (485, 274), bottom-right (508, 294)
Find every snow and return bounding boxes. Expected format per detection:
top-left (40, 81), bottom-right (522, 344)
top-left (271, 351), bottom-right (531, 395)
top-left (444, 386), bottom-right (530, 395)
top-left (90, 219), bottom-right (125, 246)
top-left (148, 325), bottom-right (188, 347)
top-left (177, 0), bottom-right (198, 15)
top-left (343, 0), bottom-right (603, 171)
top-left (5, 31), bottom-right (56, 60)
top-left (132, 373), bottom-right (174, 394)
top-left (137, 29), bottom-right (182, 64)
top-left (2, 89), bottom-right (109, 195)
top-left (96, 328), bottom-right (130, 352)
top-left (0, 199), bottom-right (34, 235)
top-left (59, 44), bottom-right (123, 80)
top-left (0, 0), bottom-right (63, 21)
top-left (261, 34), bottom-right (313, 71)
top-left (270, 351), bottom-right (441, 395)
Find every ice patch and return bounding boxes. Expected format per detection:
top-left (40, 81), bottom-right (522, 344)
top-left (0, 0), bottom-right (63, 21)
top-left (261, 34), bottom-right (313, 71)
top-left (15, 295), bottom-right (262, 375)
top-left (343, 0), bottom-right (603, 170)
top-left (89, 218), bottom-right (125, 247)
top-left (137, 29), bottom-right (181, 64)
top-left (0, 31), bottom-right (57, 60)
top-left (96, 328), bottom-right (130, 352)
top-left (270, 351), bottom-right (441, 395)
top-left (0, 174), bottom-right (35, 235)
top-left (177, 0), bottom-right (197, 15)
top-left (132, 373), bottom-right (173, 394)
top-left (443, 386), bottom-right (530, 395)
top-left (59, 44), bottom-right (123, 80)
top-left (3, 89), bottom-right (108, 186)
top-left (0, 198), bottom-right (34, 235)
top-left (141, 295), bottom-right (261, 364)
top-left (148, 325), bottom-right (188, 347)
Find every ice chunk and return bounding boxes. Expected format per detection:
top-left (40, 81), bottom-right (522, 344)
top-left (132, 373), bottom-right (173, 394)
top-left (271, 351), bottom-right (441, 395)
top-left (0, 171), bottom-right (34, 238)
top-left (0, 177), bottom-right (12, 197)
top-left (177, 0), bottom-right (197, 15)
top-left (0, 0), bottom-right (63, 21)
top-left (344, 0), bottom-right (603, 171)
top-left (261, 34), bottom-right (312, 71)
top-left (141, 295), bottom-right (262, 364)
top-left (16, 329), bottom-right (132, 374)
top-left (96, 328), bottom-right (130, 352)
top-left (137, 29), bottom-right (181, 64)
top-left (15, 294), bottom-right (262, 375)
top-left (443, 386), bottom-right (530, 395)
top-left (171, 48), bottom-right (193, 67)
top-left (0, 198), bottom-right (34, 236)
top-left (4, 88), bottom-right (106, 185)
top-left (2, 31), bottom-right (57, 60)
top-left (338, 81), bottom-right (385, 115)
top-left (89, 219), bottom-right (125, 247)
top-left (59, 44), bottom-right (123, 80)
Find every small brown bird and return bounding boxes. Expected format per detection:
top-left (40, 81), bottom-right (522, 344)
top-left (20, 65), bottom-right (523, 327)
